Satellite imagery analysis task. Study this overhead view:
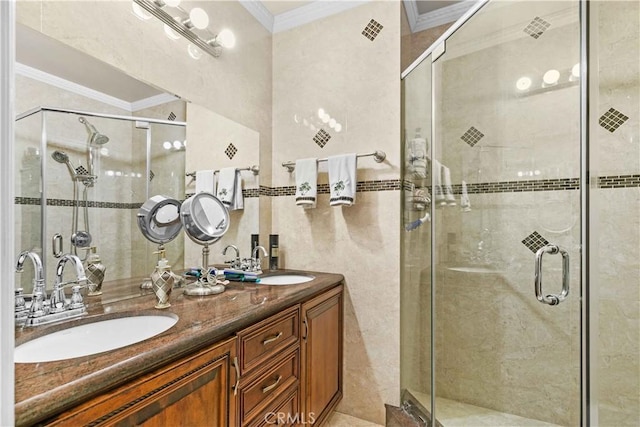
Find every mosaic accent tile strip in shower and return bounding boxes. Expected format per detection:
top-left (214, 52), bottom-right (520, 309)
top-left (224, 143), bottom-right (238, 160)
top-left (597, 174), bottom-right (640, 188)
top-left (313, 129), bottom-right (331, 148)
top-left (460, 126), bottom-right (485, 147)
top-left (523, 16), bottom-right (551, 39)
top-left (450, 177), bottom-right (580, 194)
top-left (598, 107), bottom-right (629, 133)
top-left (522, 231), bottom-right (550, 253)
top-left (167, 112), bottom-right (177, 121)
top-left (268, 179), bottom-right (402, 197)
top-left (362, 19), bottom-right (384, 41)
top-left (242, 188), bottom-right (261, 198)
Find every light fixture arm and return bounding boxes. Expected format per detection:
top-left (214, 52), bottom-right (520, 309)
top-left (134, 0), bottom-right (224, 58)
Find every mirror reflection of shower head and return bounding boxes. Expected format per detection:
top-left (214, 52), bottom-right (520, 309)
top-left (51, 150), bottom-right (78, 179)
top-left (78, 116), bottom-right (109, 146)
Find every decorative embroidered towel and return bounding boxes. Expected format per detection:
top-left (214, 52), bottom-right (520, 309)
top-left (195, 170), bottom-right (216, 194)
top-left (328, 153), bottom-right (357, 207)
top-left (407, 135), bottom-right (428, 178)
top-left (433, 159), bottom-right (445, 204)
top-left (295, 158), bottom-right (318, 209)
top-left (442, 165), bottom-right (456, 205)
top-left (461, 180), bottom-right (471, 212)
top-left (216, 168), bottom-right (243, 211)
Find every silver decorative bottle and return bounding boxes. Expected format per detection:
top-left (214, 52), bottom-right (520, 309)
top-left (86, 247), bottom-right (106, 296)
top-left (151, 249), bottom-right (174, 309)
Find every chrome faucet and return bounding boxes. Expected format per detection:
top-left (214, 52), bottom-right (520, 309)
top-left (50, 254), bottom-right (87, 313)
top-left (16, 250), bottom-right (46, 299)
top-left (15, 250), bottom-right (89, 327)
top-left (222, 245), bottom-right (241, 269)
top-left (251, 246), bottom-right (268, 273)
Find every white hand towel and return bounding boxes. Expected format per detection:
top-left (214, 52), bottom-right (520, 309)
top-left (461, 180), bottom-right (471, 212)
top-left (232, 169), bottom-right (244, 210)
top-left (195, 170), bottom-right (215, 194)
top-left (433, 159), bottom-right (445, 204)
top-left (295, 158), bottom-right (318, 209)
top-left (442, 165), bottom-right (456, 205)
top-left (216, 168), bottom-right (243, 211)
top-left (407, 136), bottom-right (428, 178)
top-left (328, 153), bottom-right (357, 207)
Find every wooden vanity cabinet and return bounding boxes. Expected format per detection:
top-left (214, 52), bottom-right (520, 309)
top-left (44, 337), bottom-right (238, 427)
top-left (40, 284), bottom-right (343, 427)
top-left (300, 285), bottom-right (344, 426)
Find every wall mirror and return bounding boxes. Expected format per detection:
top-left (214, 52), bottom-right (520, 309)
top-left (14, 4), bottom-right (261, 303)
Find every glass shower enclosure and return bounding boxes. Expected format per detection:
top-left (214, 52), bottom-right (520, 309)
top-left (401, 1), bottom-right (639, 426)
top-left (14, 107), bottom-right (186, 299)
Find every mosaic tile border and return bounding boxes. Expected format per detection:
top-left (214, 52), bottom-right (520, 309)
top-left (15, 175), bottom-right (640, 207)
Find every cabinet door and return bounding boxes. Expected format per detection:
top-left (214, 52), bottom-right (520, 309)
top-left (46, 337), bottom-right (237, 427)
top-left (300, 285), bottom-right (344, 426)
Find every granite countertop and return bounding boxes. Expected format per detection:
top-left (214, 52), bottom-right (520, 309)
top-left (15, 269), bottom-right (344, 426)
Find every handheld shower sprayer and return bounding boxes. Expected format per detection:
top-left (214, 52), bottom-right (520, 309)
top-left (51, 150), bottom-right (78, 180)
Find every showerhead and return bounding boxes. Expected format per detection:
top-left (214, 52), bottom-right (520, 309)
top-left (51, 150), bottom-right (78, 179)
top-left (78, 116), bottom-right (110, 145)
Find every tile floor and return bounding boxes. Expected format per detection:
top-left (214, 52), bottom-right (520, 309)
top-left (324, 411), bottom-right (384, 427)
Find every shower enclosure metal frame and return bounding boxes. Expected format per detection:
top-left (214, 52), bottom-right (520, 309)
top-left (401, 0), bottom-right (598, 425)
top-left (15, 106), bottom-right (186, 281)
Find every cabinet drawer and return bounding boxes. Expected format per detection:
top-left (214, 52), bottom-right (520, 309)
top-left (239, 347), bottom-right (299, 426)
top-left (238, 305), bottom-right (299, 375)
top-left (250, 385), bottom-right (300, 427)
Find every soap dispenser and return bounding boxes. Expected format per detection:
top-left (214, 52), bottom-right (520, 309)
top-left (150, 247), bottom-right (174, 309)
top-left (86, 247), bottom-right (106, 296)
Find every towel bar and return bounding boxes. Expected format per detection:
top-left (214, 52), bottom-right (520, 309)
top-left (282, 150), bottom-right (386, 173)
top-left (186, 165), bottom-right (260, 179)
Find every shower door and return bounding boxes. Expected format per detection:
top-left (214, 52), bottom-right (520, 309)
top-left (432, 1), bottom-right (582, 425)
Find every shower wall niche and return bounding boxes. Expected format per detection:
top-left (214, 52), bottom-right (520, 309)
top-left (14, 107), bottom-right (186, 296)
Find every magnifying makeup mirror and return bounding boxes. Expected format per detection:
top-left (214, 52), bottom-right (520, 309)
top-left (137, 195), bottom-right (184, 307)
top-left (180, 192), bottom-right (230, 296)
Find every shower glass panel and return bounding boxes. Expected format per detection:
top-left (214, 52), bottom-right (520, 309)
top-left (432, 1), bottom-right (581, 425)
top-left (14, 108), bottom-right (186, 302)
top-left (401, 53), bottom-right (433, 420)
top-left (589, 1), bottom-right (640, 425)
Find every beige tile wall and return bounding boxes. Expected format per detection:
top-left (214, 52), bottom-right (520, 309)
top-left (272, 2), bottom-right (401, 424)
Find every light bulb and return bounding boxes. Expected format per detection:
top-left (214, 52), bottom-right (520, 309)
top-left (321, 113), bottom-right (330, 123)
top-left (188, 8), bottom-right (209, 30)
top-left (173, 140), bottom-right (182, 149)
top-left (188, 44), bottom-right (202, 60)
top-left (329, 118), bottom-right (337, 128)
top-left (571, 63), bottom-right (580, 78)
top-left (543, 69), bottom-right (560, 85)
top-left (217, 29), bottom-right (236, 48)
top-left (334, 123), bottom-right (342, 133)
top-left (516, 77), bottom-right (532, 91)
top-left (163, 141), bottom-right (172, 150)
top-left (317, 108), bottom-right (325, 119)
top-left (131, 3), bottom-right (152, 20)
top-left (164, 0), bottom-right (181, 7)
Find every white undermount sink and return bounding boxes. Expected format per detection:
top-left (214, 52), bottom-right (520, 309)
top-left (15, 314), bottom-right (178, 363)
top-left (259, 274), bottom-right (315, 285)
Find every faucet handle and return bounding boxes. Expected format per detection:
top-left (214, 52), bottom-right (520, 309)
top-left (15, 288), bottom-right (27, 313)
top-left (28, 292), bottom-right (47, 318)
top-left (69, 285), bottom-right (85, 310)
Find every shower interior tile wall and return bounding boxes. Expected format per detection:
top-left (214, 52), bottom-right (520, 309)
top-left (592, 2), bottom-right (639, 425)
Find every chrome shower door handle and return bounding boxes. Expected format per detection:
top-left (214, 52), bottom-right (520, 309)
top-left (52, 233), bottom-right (63, 258)
top-left (534, 244), bottom-right (570, 306)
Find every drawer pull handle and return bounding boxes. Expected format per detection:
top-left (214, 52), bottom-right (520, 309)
top-left (232, 356), bottom-right (240, 396)
top-left (262, 331), bottom-right (283, 345)
top-left (261, 375), bottom-right (282, 394)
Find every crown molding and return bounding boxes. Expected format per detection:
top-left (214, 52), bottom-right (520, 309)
top-left (130, 93), bottom-right (180, 112)
top-left (239, 0), bottom-right (275, 33)
top-left (15, 63), bottom-right (178, 112)
top-left (411, 0), bottom-right (476, 33)
top-left (16, 62), bottom-right (132, 111)
top-left (402, 0), bottom-right (420, 33)
top-left (273, 0), bottom-right (370, 33)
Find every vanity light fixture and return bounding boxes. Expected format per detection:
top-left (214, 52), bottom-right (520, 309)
top-left (133, 0), bottom-right (235, 58)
